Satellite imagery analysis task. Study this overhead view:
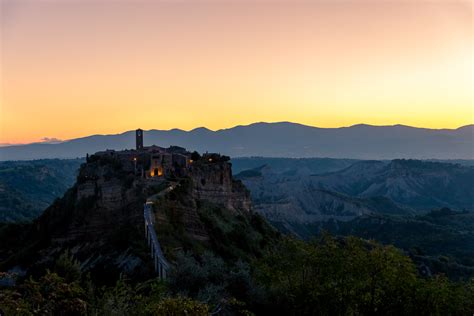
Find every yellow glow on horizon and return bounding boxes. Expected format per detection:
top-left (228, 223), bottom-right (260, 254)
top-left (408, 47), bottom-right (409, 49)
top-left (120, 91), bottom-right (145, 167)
top-left (0, 1), bottom-right (472, 144)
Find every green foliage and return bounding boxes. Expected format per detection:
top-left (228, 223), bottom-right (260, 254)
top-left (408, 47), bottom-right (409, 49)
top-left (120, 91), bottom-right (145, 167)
top-left (1, 233), bottom-right (473, 315)
top-left (0, 268), bottom-right (210, 316)
top-left (168, 251), bottom-right (256, 314)
top-left (0, 271), bottom-right (87, 315)
top-left (0, 159), bottom-right (83, 222)
top-left (150, 297), bottom-right (208, 316)
top-left (198, 202), bottom-right (279, 261)
top-left (319, 211), bottom-right (474, 277)
top-left (153, 182), bottom-right (206, 259)
top-left (412, 276), bottom-right (474, 316)
top-left (93, 276), bottom-right (143, 315)
top-left (254, 235), bottom-right (474, 315)
top-left (54, 250), bottom-right (82, 282)
top-left (90, 277), bottom-right (209, 316)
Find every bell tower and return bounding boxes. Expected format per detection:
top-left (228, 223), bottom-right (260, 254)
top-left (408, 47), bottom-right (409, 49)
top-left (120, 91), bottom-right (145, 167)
top-left (136, 128), bottom-right (144, 150)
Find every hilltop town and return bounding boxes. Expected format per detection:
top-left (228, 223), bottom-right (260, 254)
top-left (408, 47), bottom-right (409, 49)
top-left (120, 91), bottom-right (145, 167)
top-left (0, 129), bottom-right (254, 280)
top-left (91, 129), bottom-right (230, 181)
top-left (77, 129), bottom-right (250, 216)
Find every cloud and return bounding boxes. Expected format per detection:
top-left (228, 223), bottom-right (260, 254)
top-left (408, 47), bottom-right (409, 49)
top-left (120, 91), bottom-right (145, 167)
top-left (40, 137), bottom-right (63, 144)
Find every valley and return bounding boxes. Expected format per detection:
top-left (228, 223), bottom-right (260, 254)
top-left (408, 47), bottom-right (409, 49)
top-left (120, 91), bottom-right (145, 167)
top-left (0, 153), bottom-right (473, 313)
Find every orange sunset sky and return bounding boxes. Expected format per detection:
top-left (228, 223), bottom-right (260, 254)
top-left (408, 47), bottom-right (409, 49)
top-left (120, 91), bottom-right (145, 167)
top-left (0, 0), bottom-right (472, 144)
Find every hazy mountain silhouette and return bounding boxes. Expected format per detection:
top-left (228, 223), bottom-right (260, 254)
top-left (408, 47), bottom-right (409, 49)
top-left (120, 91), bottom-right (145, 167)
top-left (0, 122), bottom-right (472, 160)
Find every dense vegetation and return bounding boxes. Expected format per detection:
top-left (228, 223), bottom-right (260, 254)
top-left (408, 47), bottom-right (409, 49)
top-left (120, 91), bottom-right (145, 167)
top-left (151, 177), bottom-right (279, 264)
top-left (1, 234), bottom-right (473, 315)
top-left (310, 208), bottom-right (474, 280)
top-left (0, 159), bottom-right (83, 222)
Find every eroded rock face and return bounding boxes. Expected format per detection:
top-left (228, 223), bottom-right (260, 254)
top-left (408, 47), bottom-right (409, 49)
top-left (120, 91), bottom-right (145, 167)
top-left (152, 160), bottom-right (253, 244)
top-left (77, 182), bottom-right (95, 200)
top-left (42, 164), bottom-right (144, 242)
top-left (31, 157), bottom-right (150, 276)
top-left (189, 161), bottom-right (252, 214)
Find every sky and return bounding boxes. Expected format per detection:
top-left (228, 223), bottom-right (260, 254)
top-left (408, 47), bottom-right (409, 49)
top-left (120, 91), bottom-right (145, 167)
top-left (0, 0), bottom-right (472, 144)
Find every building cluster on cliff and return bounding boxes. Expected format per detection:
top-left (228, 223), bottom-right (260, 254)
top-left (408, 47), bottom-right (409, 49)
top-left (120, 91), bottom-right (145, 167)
top-left (88, 129), bottom-right (229, 181)
top-left (80, 129), bottom-right (247, 214)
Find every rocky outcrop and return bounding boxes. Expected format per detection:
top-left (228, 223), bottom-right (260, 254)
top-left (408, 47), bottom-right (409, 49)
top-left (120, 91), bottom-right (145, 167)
top-left (38, 160), bottom-right (145, 243)
top-left (22, 155), bottom-right (156, 277)
top-left (189, 161), bottom-right (252, 214)
top-left (151, 159), bottom-right (253, 245)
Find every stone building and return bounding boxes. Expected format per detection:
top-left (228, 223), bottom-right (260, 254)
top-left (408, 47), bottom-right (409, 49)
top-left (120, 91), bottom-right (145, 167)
top-left (136, 129), bottom-right (144, 150)
top-left (93, 129), bottom-right (216, 180)
top-left (134, 129), bottom-right (191, 179)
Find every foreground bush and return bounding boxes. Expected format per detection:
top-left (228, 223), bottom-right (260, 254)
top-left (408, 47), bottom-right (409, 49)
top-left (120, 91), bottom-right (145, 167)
top-left (1, 235), bottom-right (473, 315)
top-left (254, 235), bottom-right (474, 315)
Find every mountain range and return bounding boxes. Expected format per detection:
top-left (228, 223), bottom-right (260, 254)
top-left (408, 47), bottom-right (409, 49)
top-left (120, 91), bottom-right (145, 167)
top-left (1, 122), bottom-right (472, 160)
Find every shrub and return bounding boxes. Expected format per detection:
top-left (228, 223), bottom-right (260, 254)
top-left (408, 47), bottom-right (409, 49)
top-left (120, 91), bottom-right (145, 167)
top-left (151, 297), bottom-right (208, 316)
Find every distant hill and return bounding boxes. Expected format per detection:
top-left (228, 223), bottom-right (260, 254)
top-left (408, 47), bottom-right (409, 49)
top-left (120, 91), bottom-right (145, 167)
top-left (310, 159), bottom-right (474, 211)
top-left (1, 122), bottom-right (472, 160)
top-left (235, 158), bottom-right (474, 276)
top-left (237, 159), bottom-right (474, 223)
top-left (231, 157), bottom-right (358, 175)
top-left (0, 159), bottom-right (83, 222)
top-left (236, 161), bottom-right (414, 231)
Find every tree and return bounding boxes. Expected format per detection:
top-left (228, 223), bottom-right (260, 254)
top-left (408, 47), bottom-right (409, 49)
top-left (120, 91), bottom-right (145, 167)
top-left (0, 272), bottom-right (86, 315)
top-left (151, 297), bottom-right (208, 316)
top-left (255, 235), bottom-right (422, 315)
top-left (54, 250), bottom-right (82, 282)
top-left (190, 151), bottom-right (201, 162)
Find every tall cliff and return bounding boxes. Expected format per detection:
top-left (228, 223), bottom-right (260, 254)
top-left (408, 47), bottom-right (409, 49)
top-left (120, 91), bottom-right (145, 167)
top-left (189, 158), bottom-right (252, 214)
top-left (0, 150), bottom-right (264, 281)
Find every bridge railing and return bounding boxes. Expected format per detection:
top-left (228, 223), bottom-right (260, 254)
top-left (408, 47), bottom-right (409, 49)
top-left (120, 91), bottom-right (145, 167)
top-left (144, 203), bottom-right (170, 280)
